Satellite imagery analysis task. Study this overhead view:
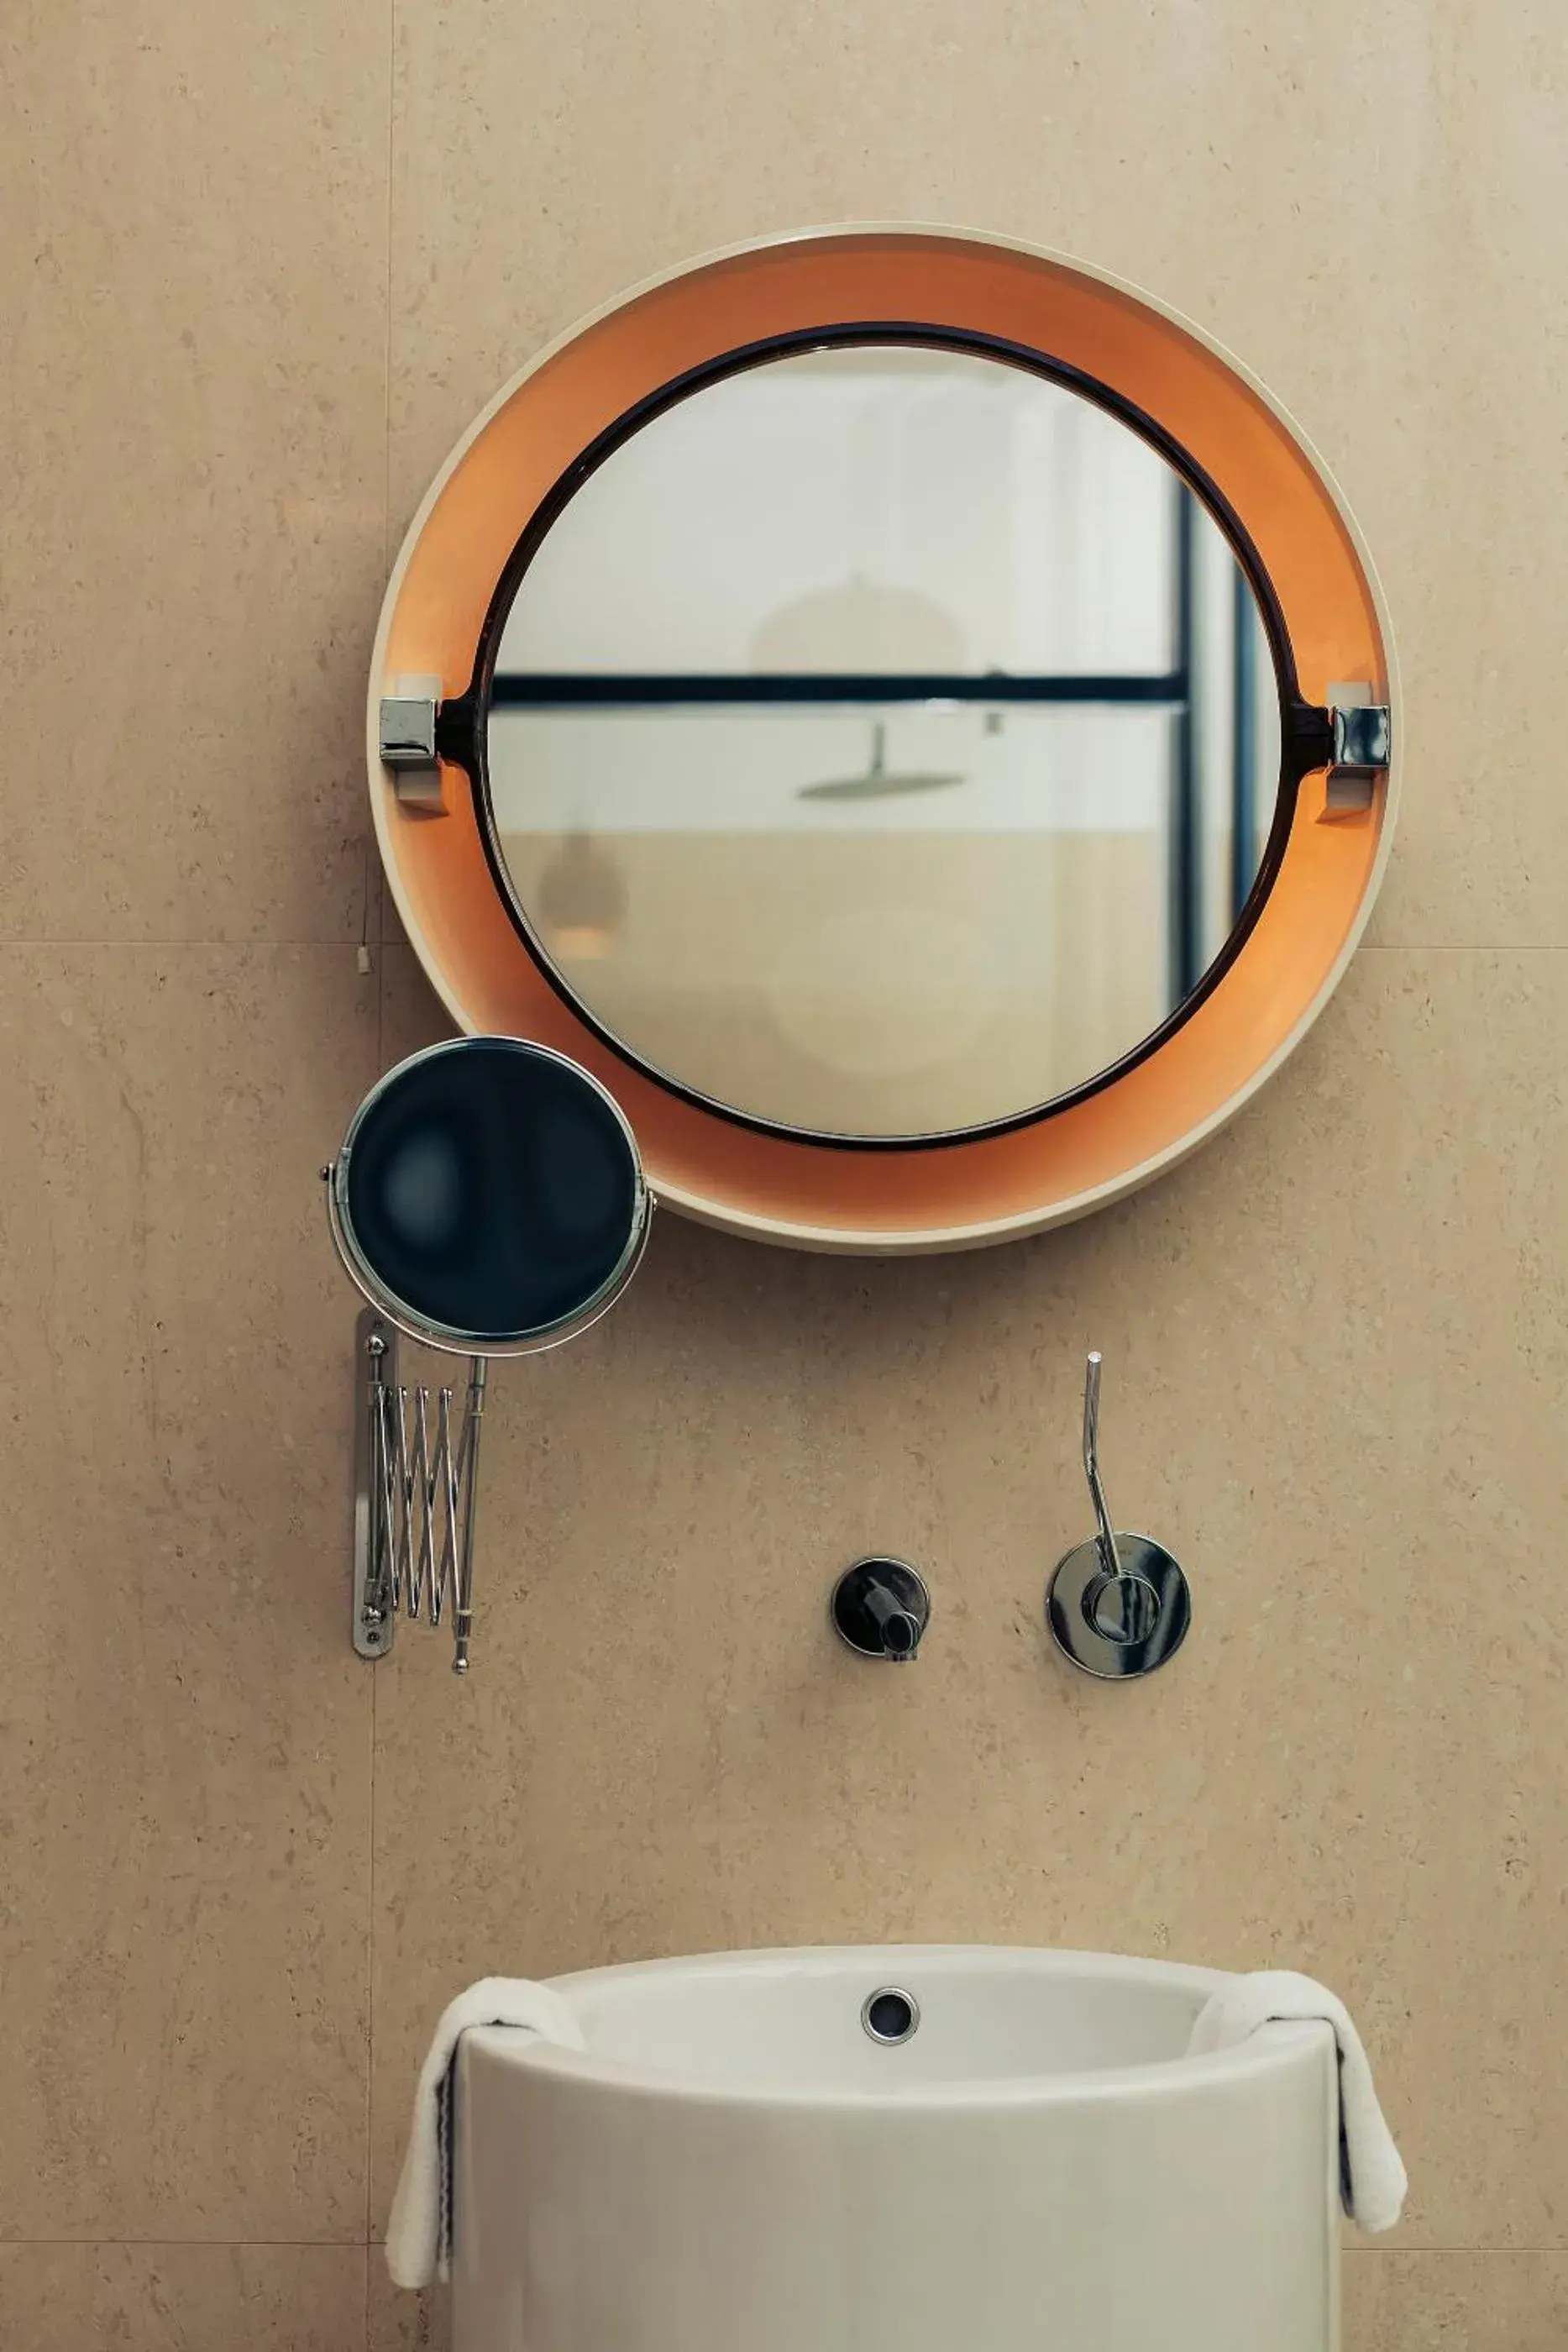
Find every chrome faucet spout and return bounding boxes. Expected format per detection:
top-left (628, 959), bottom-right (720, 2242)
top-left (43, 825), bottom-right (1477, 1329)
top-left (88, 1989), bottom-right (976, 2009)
top-left (862, 1578), bottom-right (922, 1659)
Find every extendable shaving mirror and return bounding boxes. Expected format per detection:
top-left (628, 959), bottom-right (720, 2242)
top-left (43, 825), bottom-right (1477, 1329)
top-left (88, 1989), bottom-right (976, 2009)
top-left (323, 1036), bottom-right (651, 1671)
top-left (370, 227), bottom-right (1398, 1251)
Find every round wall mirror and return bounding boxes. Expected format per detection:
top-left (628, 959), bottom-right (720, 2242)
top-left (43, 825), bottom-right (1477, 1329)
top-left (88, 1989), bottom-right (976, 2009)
top-left (480, 337), bottom-right (1283, 1143)
top-left (370, 228), bottom-right (1396, 1251)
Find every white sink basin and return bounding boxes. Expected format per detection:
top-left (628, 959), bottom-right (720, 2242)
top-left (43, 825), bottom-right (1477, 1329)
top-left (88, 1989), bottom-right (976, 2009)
top-left (453, 1945), bottom-right (1340, 2352)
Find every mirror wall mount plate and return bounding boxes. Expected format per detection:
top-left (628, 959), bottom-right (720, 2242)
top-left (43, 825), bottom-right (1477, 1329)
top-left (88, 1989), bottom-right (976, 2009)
top-left (368, 227), bottom-right (1398, 1254)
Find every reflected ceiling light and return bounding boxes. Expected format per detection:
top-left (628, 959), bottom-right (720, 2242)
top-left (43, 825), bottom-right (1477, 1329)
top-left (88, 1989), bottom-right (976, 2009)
top-left (537, 831), bottom-right (627, 958)
top-left (751, 573), bottom-right (965, 671)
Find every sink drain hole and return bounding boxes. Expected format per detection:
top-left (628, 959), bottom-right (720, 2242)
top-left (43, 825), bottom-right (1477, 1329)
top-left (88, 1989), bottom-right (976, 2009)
top-left (861, 1987), bottom-right (920, 2045)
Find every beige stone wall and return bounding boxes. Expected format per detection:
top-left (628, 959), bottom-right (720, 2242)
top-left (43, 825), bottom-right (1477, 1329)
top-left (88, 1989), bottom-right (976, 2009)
top-left (3, 1), bottom-right (1567, 2344)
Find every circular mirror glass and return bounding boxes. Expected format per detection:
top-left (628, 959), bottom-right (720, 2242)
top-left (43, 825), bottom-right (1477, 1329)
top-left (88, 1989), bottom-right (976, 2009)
top-left (331, 1037), bottom-right (649, 1352)
top-left (481, 339), bottom-right (1284, 1143)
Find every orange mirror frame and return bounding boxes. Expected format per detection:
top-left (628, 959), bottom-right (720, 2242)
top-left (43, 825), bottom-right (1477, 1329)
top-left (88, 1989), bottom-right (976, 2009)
top-left (370, 227), bottom-right (1397, 1255)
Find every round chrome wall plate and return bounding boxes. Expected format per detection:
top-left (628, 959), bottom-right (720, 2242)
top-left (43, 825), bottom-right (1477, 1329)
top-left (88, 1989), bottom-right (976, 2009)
top-left (1046, 1534), bottom-right (1191, 1680)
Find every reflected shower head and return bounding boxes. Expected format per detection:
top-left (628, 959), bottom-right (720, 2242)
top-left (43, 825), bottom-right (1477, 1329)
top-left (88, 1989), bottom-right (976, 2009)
top-left (797, 722), bottom-right (963, 803)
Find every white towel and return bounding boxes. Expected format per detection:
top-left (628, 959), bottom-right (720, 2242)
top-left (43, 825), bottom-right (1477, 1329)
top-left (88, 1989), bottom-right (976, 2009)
top-left (385, 1976), bottom-right (585, 2290)
top-left (1187, 1969), bottom-right (1408, 2233)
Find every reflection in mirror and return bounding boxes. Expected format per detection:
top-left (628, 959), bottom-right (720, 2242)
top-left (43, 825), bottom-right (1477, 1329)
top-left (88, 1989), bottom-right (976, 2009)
top-left (484, 343), bottom-right (1282, 1141)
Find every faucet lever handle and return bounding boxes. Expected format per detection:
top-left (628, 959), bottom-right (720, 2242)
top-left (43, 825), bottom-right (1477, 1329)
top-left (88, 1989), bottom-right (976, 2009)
top-left (1081, 1351), bottom-right (1123, 1583)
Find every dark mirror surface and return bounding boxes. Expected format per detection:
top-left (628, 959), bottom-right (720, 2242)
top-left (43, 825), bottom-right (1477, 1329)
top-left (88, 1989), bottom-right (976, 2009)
top-left (342, 1039), bottom-right (642, 1343)
top-left (483, 339), bottom-right (1284, 1142)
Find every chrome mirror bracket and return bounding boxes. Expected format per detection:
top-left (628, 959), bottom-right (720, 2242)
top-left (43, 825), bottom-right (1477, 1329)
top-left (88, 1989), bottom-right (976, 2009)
top-left (351, 1310), bottom-right (396, 1662)
top-left (349, 1306), bottom-right (489, 1675)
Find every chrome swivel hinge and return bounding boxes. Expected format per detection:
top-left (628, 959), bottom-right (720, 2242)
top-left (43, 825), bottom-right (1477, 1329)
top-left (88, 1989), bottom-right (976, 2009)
top-left (1324, 685), bottom-right (1392, 813)
top-left (378, 675), bottom-right (447, 811)
top-left (1330, 702), bottom-right (1391, 772)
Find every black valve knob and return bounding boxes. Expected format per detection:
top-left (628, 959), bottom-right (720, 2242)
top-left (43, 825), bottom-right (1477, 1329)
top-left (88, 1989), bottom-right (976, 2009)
top-left (830, 1558), bottom-right (931, 1662)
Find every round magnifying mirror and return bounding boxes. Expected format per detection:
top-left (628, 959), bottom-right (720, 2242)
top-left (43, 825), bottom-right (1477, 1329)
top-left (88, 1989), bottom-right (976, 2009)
top-left (479, 335), bottom-right (1284, 1145)
top-left (327, 1037), bottom-right (650, 1355)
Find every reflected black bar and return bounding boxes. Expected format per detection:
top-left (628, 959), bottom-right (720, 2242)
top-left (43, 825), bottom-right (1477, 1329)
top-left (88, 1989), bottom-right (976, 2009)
top-left (1171, 486), bottom-right (1199, 1003)
top-left (489, 671), bottom-right (1188, 708)
top-left (1230, 569), bottom-right (1257, 923)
